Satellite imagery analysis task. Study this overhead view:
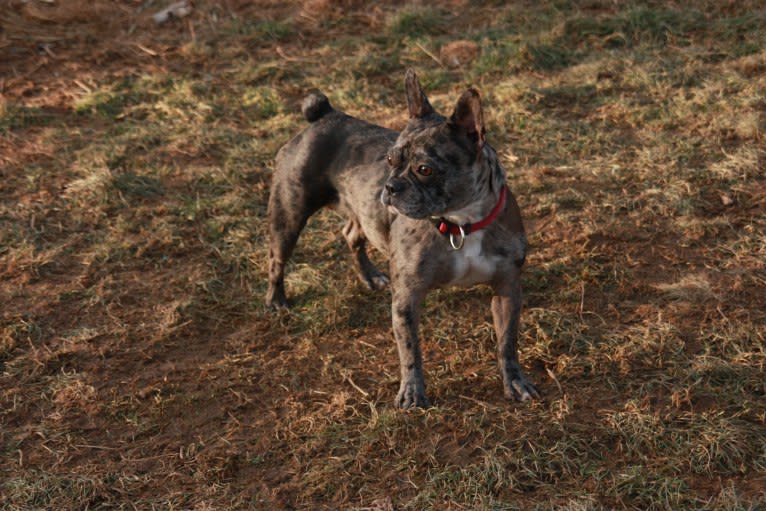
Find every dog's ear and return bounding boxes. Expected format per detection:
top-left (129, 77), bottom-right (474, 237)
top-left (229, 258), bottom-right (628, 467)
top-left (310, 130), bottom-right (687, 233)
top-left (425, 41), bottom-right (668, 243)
top-left (405, 68), bottom-right (434, 119)
top-left (450, 88), bottom-right (485, 151)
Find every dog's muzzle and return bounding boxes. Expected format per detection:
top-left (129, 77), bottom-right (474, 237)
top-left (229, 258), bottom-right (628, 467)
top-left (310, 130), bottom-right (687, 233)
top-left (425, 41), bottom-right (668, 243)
top-left (380, 177), bottom-right (407, 207)
top-left (385, 177), bottom-right (407, 197)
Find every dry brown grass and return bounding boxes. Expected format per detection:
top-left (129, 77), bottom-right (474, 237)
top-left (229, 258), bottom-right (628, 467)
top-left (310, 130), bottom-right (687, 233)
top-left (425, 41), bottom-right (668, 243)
top-left (2, 0), bottom-right (765, 509)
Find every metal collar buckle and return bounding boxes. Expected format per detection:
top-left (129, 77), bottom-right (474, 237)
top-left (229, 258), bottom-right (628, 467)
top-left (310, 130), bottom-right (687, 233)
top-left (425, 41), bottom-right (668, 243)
top-left (449, 225), bottom-right (466, 250)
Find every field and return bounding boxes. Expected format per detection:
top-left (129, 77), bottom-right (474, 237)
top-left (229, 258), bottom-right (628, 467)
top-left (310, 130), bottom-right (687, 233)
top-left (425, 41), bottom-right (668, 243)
top-left (1, 0), bottom-right (765, 509)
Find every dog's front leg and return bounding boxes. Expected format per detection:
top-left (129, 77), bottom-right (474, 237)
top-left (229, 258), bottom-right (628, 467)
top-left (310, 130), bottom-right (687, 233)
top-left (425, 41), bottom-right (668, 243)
top-left (492, 272), bottom-right (540, 402)
top-left (391, 288), bottom-right (431, 409)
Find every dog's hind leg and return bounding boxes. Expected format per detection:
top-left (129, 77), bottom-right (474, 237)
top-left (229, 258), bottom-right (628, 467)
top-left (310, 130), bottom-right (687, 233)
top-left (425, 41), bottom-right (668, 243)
top-left (342, 217), bottom-right (389, 290)
top-left (266, 173), bottom-right (336, 309)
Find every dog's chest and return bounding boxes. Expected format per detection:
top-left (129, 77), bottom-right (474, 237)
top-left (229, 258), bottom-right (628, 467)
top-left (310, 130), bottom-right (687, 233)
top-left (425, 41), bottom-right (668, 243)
top-left (447, 232), bottom-right (500, 287)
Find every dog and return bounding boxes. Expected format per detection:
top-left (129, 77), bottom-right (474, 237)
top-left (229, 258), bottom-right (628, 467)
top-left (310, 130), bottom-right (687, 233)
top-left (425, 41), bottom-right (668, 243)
top-left (266, 69), bottom-right (539, 408)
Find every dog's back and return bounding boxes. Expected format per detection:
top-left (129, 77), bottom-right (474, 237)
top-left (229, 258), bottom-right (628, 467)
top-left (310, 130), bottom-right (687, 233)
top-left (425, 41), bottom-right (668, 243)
top-left (274, 92), bottom-right (395, 187)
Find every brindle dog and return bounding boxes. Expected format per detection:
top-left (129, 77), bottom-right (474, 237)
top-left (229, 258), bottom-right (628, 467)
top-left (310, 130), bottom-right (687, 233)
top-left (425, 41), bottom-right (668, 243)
top-left (266, 70), bottom-right (539, 408)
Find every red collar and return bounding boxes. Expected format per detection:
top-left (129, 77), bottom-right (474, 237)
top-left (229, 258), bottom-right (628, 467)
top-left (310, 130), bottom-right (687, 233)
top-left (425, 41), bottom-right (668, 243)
top-left (434, 186), bottom-right (507, 239)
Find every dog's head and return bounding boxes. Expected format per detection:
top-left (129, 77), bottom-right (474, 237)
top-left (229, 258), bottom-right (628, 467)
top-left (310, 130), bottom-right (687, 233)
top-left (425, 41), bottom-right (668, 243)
top-left (380, 69), bottom-right (504, 219)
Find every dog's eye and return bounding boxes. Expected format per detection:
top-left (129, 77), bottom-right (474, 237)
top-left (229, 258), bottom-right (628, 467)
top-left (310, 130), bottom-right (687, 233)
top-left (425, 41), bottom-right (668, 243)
top-left (386, 155), bottom-right (394, 166)
top-left (416, 165), bottom-right (433, 177)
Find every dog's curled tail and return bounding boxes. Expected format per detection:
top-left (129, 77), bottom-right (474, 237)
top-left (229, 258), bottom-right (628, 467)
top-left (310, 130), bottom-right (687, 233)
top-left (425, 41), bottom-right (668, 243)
top-left (302, 91), bottom-right (333, 123)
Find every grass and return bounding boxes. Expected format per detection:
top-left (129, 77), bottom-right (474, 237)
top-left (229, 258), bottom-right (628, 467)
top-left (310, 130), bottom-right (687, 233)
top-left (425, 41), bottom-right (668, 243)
top-left (1, 0), bottom-right (765, 509)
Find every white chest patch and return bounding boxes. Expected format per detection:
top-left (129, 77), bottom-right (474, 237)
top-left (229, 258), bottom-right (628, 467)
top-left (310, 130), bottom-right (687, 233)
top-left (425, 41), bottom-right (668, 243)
top-left (448, 231), bottom-right (500, 287)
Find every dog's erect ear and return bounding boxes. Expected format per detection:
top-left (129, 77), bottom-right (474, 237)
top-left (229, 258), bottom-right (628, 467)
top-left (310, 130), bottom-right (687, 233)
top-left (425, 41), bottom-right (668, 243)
top-left (450, 88), bottom-right (485, 151)
top-left (405, 68), bottom-right (434, 119)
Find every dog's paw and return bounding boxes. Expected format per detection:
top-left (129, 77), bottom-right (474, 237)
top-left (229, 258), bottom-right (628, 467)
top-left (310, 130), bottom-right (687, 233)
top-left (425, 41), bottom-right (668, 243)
top-left (396, 382), bottom-right (431, 409)
top-left (369, 272), bottom-right (390, 290)
top-left (505, 376), bottom-right (540, 402)
top-left (268, 300), bottom-right (289, 311)
top-left (265, 288), bottom-right (290, 311)
top-left (362, 269), bottom-right (390, 290)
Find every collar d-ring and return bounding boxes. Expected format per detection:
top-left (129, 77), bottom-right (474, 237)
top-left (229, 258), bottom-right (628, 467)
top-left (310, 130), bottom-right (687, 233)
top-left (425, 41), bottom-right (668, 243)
top-left (449, 225), bottom-right (466, 250)
top-left (433, 186), bottom-right (508, 251)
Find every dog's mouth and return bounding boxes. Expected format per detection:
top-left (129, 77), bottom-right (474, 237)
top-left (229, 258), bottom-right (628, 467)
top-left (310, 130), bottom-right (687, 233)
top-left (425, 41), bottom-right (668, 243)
top-left (381, 192), bottom-right (401, 216)
top-left (387, 202), bottom-right (433, 220)
top-left (380, 188), bottom-right (398, 207)
top-left (380, 186), bottom-right (439, 220)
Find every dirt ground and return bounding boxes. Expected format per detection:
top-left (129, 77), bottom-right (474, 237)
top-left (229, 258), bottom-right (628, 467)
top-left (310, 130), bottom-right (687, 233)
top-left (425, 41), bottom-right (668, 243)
top-left (1, 1), bottom-right (765, 509)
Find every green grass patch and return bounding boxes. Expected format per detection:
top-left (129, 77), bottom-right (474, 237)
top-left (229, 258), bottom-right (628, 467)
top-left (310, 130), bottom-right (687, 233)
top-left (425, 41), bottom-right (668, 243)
top-left (563, 7), bottom-right (709, 47)
top-left (0, 104), bottom-right (58, 132)
top-left (387, 6), bottom-right (448, 37)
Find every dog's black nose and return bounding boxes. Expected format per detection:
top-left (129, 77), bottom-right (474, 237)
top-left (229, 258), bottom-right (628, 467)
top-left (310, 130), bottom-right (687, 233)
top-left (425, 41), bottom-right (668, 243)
top-left (385, 178), bottom-right (406, 196)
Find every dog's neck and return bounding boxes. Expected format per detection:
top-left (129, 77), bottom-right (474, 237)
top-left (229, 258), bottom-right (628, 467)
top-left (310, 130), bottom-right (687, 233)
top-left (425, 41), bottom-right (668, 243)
top-left (441, 188), bottom-right (501, 224)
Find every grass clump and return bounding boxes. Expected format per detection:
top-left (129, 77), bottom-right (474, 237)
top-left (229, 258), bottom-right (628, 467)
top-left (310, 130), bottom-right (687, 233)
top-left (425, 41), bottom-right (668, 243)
top-left (387, 6), bottom-right (447, 37)
top-left (111, 172), bottom-right (164, 200)
top-left (231, 19), bottom-right (294, 41)
top-left (241, 87), bottom-right (281, 119)
top-left (472, 39), bottom-right (519, 76)
top-left (0, 105), bottom-right (57, 131)
top-left (562, 6), bottom-right (709, 47)
top-left (519, 43), bottom-right (574, 71)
